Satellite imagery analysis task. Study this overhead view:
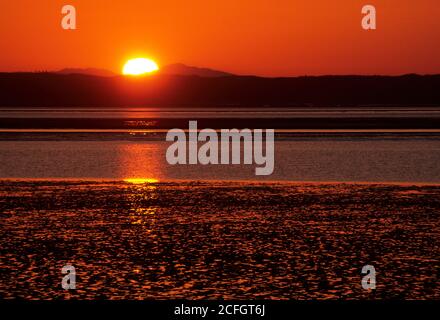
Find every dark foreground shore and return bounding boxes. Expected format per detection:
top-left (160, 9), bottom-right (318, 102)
top-left (0, 180), bottom-right (439, 299)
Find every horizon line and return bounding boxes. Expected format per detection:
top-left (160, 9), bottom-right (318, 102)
top-left (1, 70), bottom-right (440, 78)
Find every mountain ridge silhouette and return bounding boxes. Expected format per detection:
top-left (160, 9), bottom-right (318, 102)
top-left (54, 63), bottom-right (234, 78)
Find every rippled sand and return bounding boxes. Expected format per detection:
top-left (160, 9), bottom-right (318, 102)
top-left (0, 180), bottom-right (439, 299)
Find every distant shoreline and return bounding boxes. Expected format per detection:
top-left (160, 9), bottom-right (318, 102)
top-left (1, 117), bottom-right (440, 129)
top-left (1, 73), bottom-right (440, 108)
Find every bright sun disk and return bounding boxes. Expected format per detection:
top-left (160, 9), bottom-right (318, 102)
top-left (123, 58), bottom-right (159, 76)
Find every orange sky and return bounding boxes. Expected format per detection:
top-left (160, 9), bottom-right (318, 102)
top-left (0, 0), bottom-right (439, 76)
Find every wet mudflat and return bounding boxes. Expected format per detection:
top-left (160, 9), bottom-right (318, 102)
top-left (0, 180), bottom-right (439, 299)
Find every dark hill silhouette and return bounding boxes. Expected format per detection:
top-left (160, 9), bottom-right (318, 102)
top-left (56, 68), bottom-right (117, 77)
top-left (160, 63), bottom-right (235, 77)
top-left (55, 64), bottom-right (234, 78)
top-left (0, 72), bottom-right (439, 107)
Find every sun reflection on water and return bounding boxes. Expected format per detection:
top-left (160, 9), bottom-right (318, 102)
top-left (116, 143), bottom-right (162, 232)
top-left (124, 178), bottom-right (159, 233)
top-left (124, 178), bottom-right (159, 184)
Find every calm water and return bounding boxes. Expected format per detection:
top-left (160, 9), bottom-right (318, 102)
top-left (0, 132), bottom-right (440, 182)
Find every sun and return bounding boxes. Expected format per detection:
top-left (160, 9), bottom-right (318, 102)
top-left (122, 58), bottom-right (159, 76)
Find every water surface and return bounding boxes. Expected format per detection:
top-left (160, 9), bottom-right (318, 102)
top-left (1, 132), bottom-right (440, 183)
